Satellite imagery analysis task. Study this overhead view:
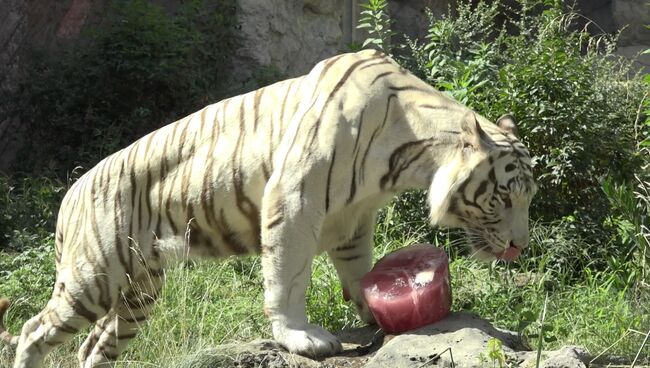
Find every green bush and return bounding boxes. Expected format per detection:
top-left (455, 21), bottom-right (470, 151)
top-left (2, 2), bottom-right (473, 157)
top-left (407, 0), bottom-right (644, 227)
top-left (603, 68), bottom-right (650, 283)
top-left (9, 0), bottom-right (238, 175)
top-left (0, 176), bottom-right (65, 251)
top-left (357, 0), bottom-right (648, 278)
top-left (0, 243), bottom-right (56, 324)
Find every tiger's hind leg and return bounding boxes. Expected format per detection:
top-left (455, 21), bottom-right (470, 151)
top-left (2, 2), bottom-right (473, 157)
top-left (78, 271), bottom-right (164, 368)
top-left (12, 281), bottom-right (108, 368)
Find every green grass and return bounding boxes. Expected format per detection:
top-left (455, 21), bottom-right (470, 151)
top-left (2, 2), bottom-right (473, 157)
top-left (116, 258), bottom-right (270, 367)
top-left (0, 257), bottom-right (270, 368)
top-left (452, 258), bottom-right (650, 360)
top-left (1, 214), bottom-right (649, 367)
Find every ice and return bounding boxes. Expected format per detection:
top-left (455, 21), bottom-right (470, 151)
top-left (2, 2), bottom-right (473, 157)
top-left (360, 244), bottom-right (451, 333)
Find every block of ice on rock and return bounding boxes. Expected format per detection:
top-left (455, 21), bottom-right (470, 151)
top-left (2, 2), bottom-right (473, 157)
top-left (360, 244), bottom-right (451, 334)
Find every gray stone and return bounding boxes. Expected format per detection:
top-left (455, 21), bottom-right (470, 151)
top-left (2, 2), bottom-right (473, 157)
top-left (612, 0), bottom-right (650, 46)
top-left (389, 0), bottom-right (453, 41)
top-left (542, 346), bottom-right (590, 368)
top-left (615, 45), bottom-right (650, 71)
top-left (363, 312), bottom-right (527, 368)
top-left (362, 313), bottom-right (592, 368)
top-left (574, 0), bottom-right (611, 14)
top-left (517, 346), bottom-right (590, 368)
top-left (234, 0), bottom-right (344, 81)
top-left (175, 337), bottom-right (376, 368)
top-left (180, 313), bottom-right (592, 368)
top-left (0, 0), bottom-right (25, 85)
top-left (574, 0), bottom-right (617, 34)
top-left (176, 339), bottom-right (322, 368)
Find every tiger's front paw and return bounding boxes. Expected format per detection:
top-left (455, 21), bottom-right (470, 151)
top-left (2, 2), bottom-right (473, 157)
top-left (273, 323), bottom-right (342, 358)
top-left (344, 286), bottom-right (376, 325)
top-left (355, 299), bottom-right (376, 325)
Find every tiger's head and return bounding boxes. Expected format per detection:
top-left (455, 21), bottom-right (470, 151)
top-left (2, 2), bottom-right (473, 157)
top-left (428, 112), bottom-right (537, 262)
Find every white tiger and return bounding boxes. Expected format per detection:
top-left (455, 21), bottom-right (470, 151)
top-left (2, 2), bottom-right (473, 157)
top-left (0, 49), bottom-right (536, 367)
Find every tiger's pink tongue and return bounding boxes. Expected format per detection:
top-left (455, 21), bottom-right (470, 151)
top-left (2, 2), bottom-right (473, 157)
top-left (500, 246), bottom-right (521, 262)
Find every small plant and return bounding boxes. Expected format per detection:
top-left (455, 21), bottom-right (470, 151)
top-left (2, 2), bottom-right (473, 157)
top-left (357, 0), bottom-right (396, 55)
top-left (603, 177), bottom-right (650, 283)
top-left (479, 338), bottom-right (507, 368)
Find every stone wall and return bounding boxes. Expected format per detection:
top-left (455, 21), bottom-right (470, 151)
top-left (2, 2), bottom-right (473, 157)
top-left (608, 0), bottom-right (650, 68)
top-left (0, 0), bottom-right (346, 172)
top-left (0, 0), bottom-right (25, 171)
top-left (0, 0), bottom-right (106, 172)
top-left (0, 0), bottom-right (648, 172)
top-left (236, 0), bottom-right (344, 78)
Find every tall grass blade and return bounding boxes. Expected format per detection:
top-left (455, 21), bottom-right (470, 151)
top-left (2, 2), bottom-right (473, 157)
top-left (535, 293), bottom-right (549, 368)
top-left (630, 329), bottom-right (650, 367)
top-left (590, 329), bottom-right (631, 365)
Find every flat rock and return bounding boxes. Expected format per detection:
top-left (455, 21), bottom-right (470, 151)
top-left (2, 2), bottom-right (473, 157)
top-left (177, 312), bottom-right (591, 368)
top-left (364, 312), bottom-right (525, 368)
top-left (527, 346), bottom-right (590, 368)
top-left (176, 340), bottom-right (320, 368)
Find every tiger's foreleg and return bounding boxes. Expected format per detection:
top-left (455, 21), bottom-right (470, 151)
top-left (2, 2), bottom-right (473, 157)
top-left (12, 308), bottom-right (90, 368)
top-left (78, 270), bottom-right (164, 368)
top-left (326, 216), bottom-right (376, 324)
top-left (260, 186), bottom-right (343, 358)
top-left (12, 280), bottom-right (108, 368)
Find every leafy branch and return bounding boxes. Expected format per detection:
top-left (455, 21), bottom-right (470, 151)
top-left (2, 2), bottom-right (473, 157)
top-left (357, 0), bottom-right (395, 55)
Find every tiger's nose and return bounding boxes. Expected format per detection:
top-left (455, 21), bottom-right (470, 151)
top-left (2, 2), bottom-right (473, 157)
top-left (510, 239), bottom-right (528, 249)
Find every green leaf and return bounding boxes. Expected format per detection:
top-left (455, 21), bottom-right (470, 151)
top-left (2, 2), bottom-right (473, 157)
top-left (643, 74), bottom-right (650, 84)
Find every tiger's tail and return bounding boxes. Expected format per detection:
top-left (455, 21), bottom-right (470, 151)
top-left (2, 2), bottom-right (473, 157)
top-left (0, 298), bottom-right (19, 347)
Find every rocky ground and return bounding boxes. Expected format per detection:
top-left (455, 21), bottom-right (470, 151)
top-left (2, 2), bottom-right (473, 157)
top-left (177, 312), bottom-right (596, 368)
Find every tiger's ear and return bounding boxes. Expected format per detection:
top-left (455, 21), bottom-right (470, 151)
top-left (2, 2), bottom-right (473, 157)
top-left (460, 111), bottom-right (491, 151)
top-left (496, 114), bottom-right (519, 138)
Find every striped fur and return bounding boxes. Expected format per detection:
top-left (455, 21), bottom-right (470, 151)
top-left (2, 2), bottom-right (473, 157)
top-left (0, 50), bottom-right (535, 367)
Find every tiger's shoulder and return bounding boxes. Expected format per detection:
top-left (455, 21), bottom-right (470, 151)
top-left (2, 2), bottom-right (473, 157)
top-left (298, 50), bottom-right (430, 97)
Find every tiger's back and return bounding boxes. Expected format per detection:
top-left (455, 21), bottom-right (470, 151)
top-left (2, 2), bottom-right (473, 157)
top-left (56, 74), bottom-right (307, 267)
top-left (53, 49), bottom-right (428, 272)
